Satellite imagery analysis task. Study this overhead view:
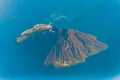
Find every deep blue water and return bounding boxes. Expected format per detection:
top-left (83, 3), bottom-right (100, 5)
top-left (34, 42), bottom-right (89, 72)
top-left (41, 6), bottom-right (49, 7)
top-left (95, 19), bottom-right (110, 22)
top-left (0, 0), bottom-right (120, 80)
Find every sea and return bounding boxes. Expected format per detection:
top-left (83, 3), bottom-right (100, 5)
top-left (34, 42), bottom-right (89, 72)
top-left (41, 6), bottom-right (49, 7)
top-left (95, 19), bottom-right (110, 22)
top-left (0, 0), bottom-right (120, 80)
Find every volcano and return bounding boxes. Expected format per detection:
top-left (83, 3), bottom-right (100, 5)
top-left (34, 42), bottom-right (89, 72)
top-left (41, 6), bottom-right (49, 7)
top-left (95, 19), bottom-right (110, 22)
top-left (17, 24), bottom-right (108, 67)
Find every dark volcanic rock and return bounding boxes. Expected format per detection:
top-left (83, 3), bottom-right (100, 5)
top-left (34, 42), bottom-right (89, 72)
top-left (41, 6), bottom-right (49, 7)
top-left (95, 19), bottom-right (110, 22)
top-left (17, 24), bottom-right (108, 67)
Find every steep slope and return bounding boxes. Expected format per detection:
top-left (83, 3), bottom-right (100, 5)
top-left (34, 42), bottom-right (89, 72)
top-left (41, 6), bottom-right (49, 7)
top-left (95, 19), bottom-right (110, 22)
top-left (17, 24), bottom-right (108, 67)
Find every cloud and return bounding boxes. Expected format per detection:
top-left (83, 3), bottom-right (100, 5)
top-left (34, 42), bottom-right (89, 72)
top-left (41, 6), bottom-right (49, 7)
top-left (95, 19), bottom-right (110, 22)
top-left (0, 78), bottom-right (9, 80)
top-left (50, 13), bottom-right (56, 18)
top-left (50, 13), bottom-right (67, 20)
top-left (56, 15), bottom-right (67, 20)
top-left (111, 75), bottom-right (120, 80)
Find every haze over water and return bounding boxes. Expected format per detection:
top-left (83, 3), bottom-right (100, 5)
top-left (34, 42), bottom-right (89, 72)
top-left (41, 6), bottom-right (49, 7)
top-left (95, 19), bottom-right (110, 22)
top-left (0, 0), bottom-right (120, 80)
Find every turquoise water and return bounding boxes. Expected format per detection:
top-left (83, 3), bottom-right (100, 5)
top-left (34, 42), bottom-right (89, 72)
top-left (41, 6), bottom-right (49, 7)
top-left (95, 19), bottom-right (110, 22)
top-left (0, 0), bottom-right (120, 80)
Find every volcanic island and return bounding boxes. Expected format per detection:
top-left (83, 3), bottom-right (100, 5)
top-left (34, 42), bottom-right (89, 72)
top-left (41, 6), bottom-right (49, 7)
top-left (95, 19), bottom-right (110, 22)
top-left (16, 24), bottom-right (108, 67)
